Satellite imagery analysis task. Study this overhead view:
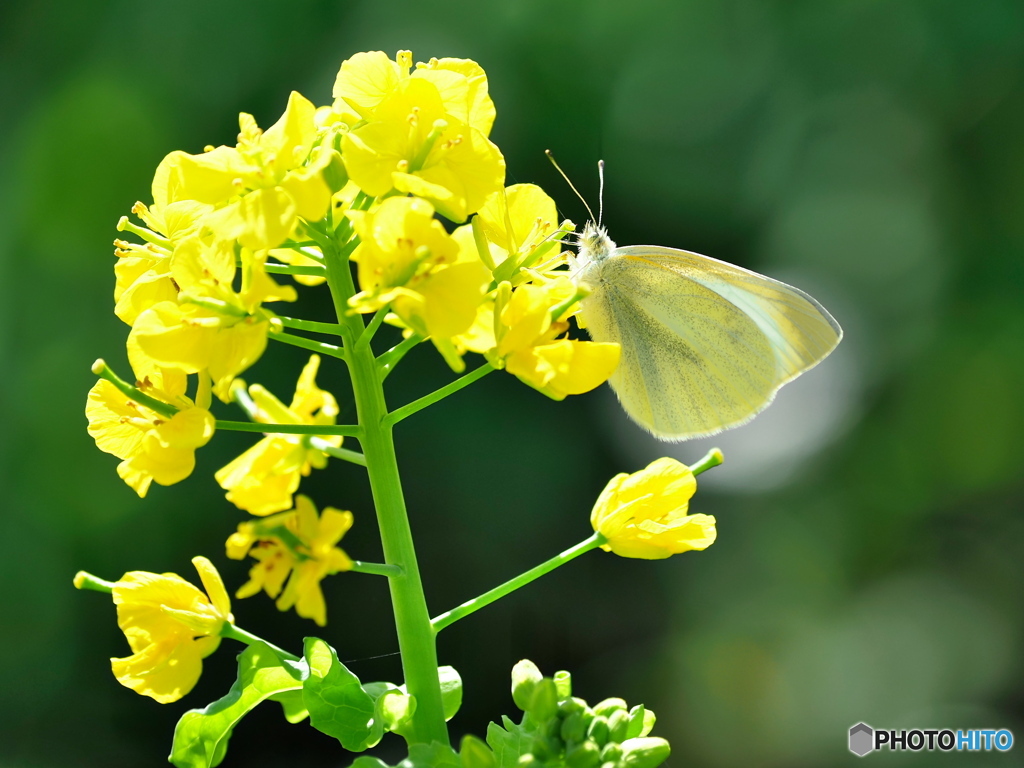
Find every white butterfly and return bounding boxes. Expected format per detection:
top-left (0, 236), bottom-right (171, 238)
top-left (568, 219), bottom-right (843, 441)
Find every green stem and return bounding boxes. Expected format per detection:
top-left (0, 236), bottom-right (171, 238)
top-left (275, 316), bottom-right (343, 335)
top-left (384, 364), bottom-right (495, 426)
top-left (73, 570), bottom-right (116, 593)
top-left (309, 437), bottom-right (367, 468)
top-left (431, 533), bottom-right (603, 633)
top-left (350, 561), bottom-right (403, 578)
top-left (215, 421), bottom-right (362, 437)
top-left (322, 226), bottom-right (450, 746)
top-left (268, 327), bottom-right (345, 359)
top-left (356, 306), bottom-right (390, 352)
top-left (691, 447), bottom-right (724, 475)
top-left (264, 264), bottom-right (327, 277)
top-left (378, 334), bottom-right (424, 379)
top-left (91, 359), bottom-right (178, 419)
top-left (220, 623), bottom-right (300, 662)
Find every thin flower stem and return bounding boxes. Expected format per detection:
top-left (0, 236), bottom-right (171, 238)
top-left (268, 328), bottom-right (345, 360)
top-left (431, 533), bottom-right (604, 634)
top-left (73, 571), bottom-right (116, 593)
top-left (356, 306), bottom-right (389, 352)
top-left (377, 334), bottom-right (424, 379)
top-left (309, 437), bottom-right (367, 467)
top-left (275, 316), bottom-right (343, 335)
top-left (91, 359), bottom-right (178, 419)
top-left (220, 623), bottom-right (301, 662)
top-left (264, 264), bottom-right (327, 277)
top-left (350, 561), bottom-right (404, 578)
top-left (691, 447), bottom-right (724, 475)
top-left (230, 380), bottom-right (259, 420)
top-left (383, 363), bottom-right (496, 426)
top-left (216, 421), bottom-right (363, 437)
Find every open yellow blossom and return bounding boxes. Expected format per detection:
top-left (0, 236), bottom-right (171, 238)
top-left (155, 91), bottom-right (331, 249)
top-left (591, 458), bottom-right (717, 559)
top-left (86, 361), bottom-right (215, 497)
top-left (215, 355), bottom-right (341, 515)
top-left (226, 496), bottom-right (353, 626)
top-left (348, 196), bottom-right (490, 342)
top-left (128, 238), bottom-right (295, 401)
top-left (481, 278), bottom-right (620, 400)
top-left (332, 50), bottom-right (495, 135)
top-left (113, 199), bottom-right (212, 325)
top-left (108, 556), bottom-right (232, 703)
top-left (342, 77), bottom-right (505, 222)
top-left (457, 184), bottom-right (569, 284)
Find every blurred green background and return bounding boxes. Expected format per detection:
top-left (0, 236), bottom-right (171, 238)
top-left (2, 1), bottom-right (1023, 765)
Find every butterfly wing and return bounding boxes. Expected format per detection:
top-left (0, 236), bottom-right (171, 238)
top-left (579, 245), bottom-right (842, 440)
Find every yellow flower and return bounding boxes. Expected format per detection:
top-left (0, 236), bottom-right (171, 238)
top-left (215, 355), bottom-right (341, 515)
top-left (485, 278), bottom-right (621, 400)
top-left (457, 184), bottom-right (569, 284)
top-left (127, 237), bottom-right (295, 401)
top-left (113, 199), bottom-right (212, 325)
top-left (226, 496), bottom-right (353, 627)
top-left (341, 76), bottom-right (505, 222)
top-left (86, 361), bottom-right (215, 497)
top-left (108, 556), bottom-right (232, 703)
top-left (332, 50), bottom-right (495, 135)
top-left (348, 196), bottom-right (490, 342)
top-left (157, 91), bottom-right (331, 249)
top-left (590, 458), bottom-right (717, 560)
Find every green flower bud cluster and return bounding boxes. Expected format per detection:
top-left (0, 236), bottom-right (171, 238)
top-left (500, 660), bottom-right (670, 768)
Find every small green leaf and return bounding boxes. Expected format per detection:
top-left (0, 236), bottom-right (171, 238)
top-left (438, 665), bottom-right (463, 721)
top-left (401, 742), bottom-right (460, 767)
top-left (271, 689), bottom-right (309, 723)
top-left (486, 715), bottom-right (534, 768)
top-left (460, 734), bottom-right (497, 768)
top-left (350, 758), bottom-right (391, 768)
top-left (379, 689), bottom-right (417, 735)
top-left (301, 637), bottom-right (377, 752)
top-left (169, 643), bottom-right (305, 768)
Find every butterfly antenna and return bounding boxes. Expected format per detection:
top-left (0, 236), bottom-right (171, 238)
top-left (598, 159), bottom-right (605, 227)
top-left (545, 150), bottom-right (598, 224)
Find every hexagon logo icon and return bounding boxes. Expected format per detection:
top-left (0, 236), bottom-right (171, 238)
top-left (849, 722), bottom-right (874, 757)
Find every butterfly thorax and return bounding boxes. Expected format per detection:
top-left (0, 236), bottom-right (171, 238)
top-left (571, 221), bottom-right (617, 288)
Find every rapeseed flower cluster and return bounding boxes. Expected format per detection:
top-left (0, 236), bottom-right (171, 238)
top-left (79, 51), bottom-right (701, 720)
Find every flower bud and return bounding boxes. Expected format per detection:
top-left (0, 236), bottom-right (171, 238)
top-left (608, 709), bottom-right (630, 743)
top-left (620, 737), bottom-right (671, 768)
top-left (593, 698), bottom-right (628, 717)
top-left (587, 715), bottom-right (610, 746)
top-left (561, 711), bottom-right (587, 744)
top-left (527, 678), bottom-right (559, 722)
top-left (511, 659), bottom-right (544, 711)
top-left (600, 743), bottom-right (623, 762)
top-left (554, 670), bottom-right (572, 698)
top-left (320, 148), bottom-right (349, 193)
top-left (565, 741), bottom-right (601, 768)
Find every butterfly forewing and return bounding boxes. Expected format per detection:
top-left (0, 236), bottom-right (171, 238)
top-left (579, 245), bottom-right (842, 440)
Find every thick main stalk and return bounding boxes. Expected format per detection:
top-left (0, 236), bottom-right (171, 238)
top-left (323, 235), bottom-right (449, 746)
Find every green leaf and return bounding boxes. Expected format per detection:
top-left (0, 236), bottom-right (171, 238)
top-left (169, 643), bottom-right (305, 768)
top-left (459, 734), bottom-right (497, 768)
top-left (350, 758), bottom-right (391, 768)
top-left (401, 742), bottom-right (461, 768)
top-left (438, 665), bottom-right (463, 721)
top-left (486, 715), bottom-right (534, 768)
top-left (379, 688), bottom-right (417, 736)
top-left (271, 689), bottom-right (309, 723)
top-left (301, 637), bottom-right (377, 752)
